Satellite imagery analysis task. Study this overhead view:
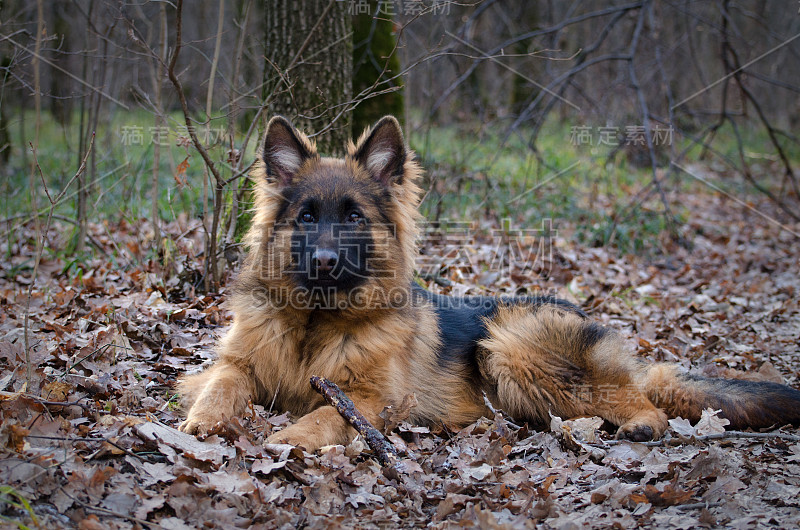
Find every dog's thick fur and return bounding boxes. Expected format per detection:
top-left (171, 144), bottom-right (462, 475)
top-left (179, 116), bottom-right (800, 451)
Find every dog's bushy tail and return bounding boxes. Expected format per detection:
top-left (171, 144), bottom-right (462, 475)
top-left (645, 364), bottom-right (800, 428)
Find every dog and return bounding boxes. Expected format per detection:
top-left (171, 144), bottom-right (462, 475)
top-left (178, 115), bottom-right (800, 451)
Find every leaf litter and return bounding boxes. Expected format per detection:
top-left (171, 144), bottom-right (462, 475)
top-left (1, 192), bottom-right (799, 528)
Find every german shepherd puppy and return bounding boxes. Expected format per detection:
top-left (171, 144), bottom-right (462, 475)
top-left (179, 116), bottom-right (800, 451)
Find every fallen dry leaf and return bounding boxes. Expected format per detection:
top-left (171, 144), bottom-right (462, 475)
top-left (2, 191), bottom-right (800, 528)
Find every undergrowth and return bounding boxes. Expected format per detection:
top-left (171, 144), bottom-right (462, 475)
top-left (1, 110), bottom-right (795, 261)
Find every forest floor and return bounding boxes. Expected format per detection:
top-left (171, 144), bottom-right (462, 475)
top-left (1, 178), bottom-right (800, 529)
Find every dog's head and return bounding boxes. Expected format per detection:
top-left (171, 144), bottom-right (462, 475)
top-left (243, 116), bottom-right (422, 312)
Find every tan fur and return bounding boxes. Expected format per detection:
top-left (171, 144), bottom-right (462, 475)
top-left (179, 116), bottom-right (800, 451)
top-left (478, 305), bottom-right (668, 439)
top-left (180, 117), bottom-right (482, 450)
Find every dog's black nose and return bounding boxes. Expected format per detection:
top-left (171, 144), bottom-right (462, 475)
top-left (312, 249), bottom-right (337, 274)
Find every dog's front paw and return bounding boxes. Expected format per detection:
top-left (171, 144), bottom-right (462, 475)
top-left (179, 412), bottom-right (224, 437)
top-left (266, 425), bottom-right (321, 452)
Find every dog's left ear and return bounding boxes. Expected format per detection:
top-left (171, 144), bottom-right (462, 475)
top-left (262, 116), bottom-right (315, 185)
top-left (353, 116), bottom-right (406, 185)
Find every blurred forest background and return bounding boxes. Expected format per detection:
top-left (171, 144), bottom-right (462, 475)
top-left (1, 0), bottom-right (799, 288)
top-left (3, 2), bottom-right (800, 527)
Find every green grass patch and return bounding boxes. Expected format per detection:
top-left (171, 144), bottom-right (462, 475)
top-left (0, 485), bottom-right (38, 529)
top-left (409, 117), bottom-right (794, 255)
top-left (1, 108), bottom-right (257, 229)
top-left (2, 109), bottom-right (795, 258)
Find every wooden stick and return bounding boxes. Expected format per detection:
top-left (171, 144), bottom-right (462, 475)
top-left (309, 376), bottom-right (397, 466)
top-left (591, 429), bottom-right (800, 448)
top-left (482, 391), bottom-right (522, 430)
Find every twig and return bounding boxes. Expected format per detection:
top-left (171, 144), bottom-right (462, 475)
top-left (25, 0), bottom-right (45, 389)
top-left (592, 438), bottom-right (670, 447)
top-left (676, 501), bottom-right (724, 511)
top-left (4, 35), bottom-right (129, 110)
top-left (166, 0), bottom-right (221, 188)
top-left (719, 1), bottom-right (800, 218)
top-left (418, 272), bottom-right (453, 288)
top-left (286, 0), bottom-right (337, 73)
top-left (592, 430), bottom-right (800, 447)
top-left (61, 488), bottom-right (161, 529)
top-left (30, 397), bottom-right (91, 411)
top-left (60, 342), bottom-right (113, 378)
top-left (20, 214), bottom-right (108, 255)
top-left (482, 391), bottom-right (522, 430)
top-left (151, 2), bottom-right (168, 246)
top-left (167, 0), bottom-right (226, 288)
top-left (24, 135), bottom-right (94, 389)
top-left (222, 0), bottom-right (254, 244)
top-left (689, 430), bottom-right (800, 443)
top-left (607, 0), bottom-right (680, 246)
top-left (309, 376), bottom-right (397, 467)
top-left (430, 2), bottom-right (643, 116)
top-left (24, 434), bottom-right (147, 462)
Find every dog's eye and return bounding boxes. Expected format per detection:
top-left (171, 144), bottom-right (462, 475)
top-left (347, 212), bottom-right (362, 223)
top-left (300, 212), bottom-right (316, 223)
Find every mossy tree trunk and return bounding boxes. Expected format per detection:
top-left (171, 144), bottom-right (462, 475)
top-left (264, 1), bottom-right (352, 155)
top-left (352, 1), bottom-right (403, 134)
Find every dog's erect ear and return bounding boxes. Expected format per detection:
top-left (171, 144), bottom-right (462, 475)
top-left (353, 116), bottom-right (406, 185)
top-left (262, 116), bottom-right (314, 185)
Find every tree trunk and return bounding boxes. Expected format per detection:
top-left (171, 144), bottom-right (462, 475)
top-left (50, 2), bottom-right (74, 127)
top-left (264, 0), bottom-right (352, 155)
top-left (352, 1), bottom-right (403, 134)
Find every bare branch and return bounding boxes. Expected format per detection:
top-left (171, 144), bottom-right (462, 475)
top-left (310, 376), bottom-right (397, 467)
